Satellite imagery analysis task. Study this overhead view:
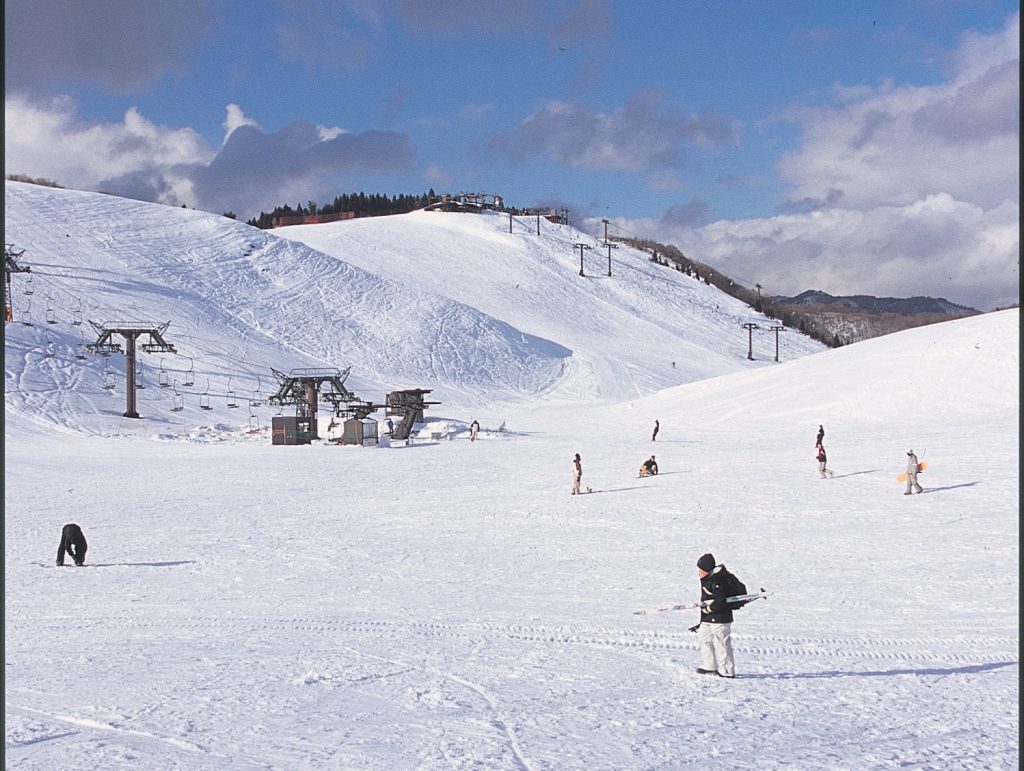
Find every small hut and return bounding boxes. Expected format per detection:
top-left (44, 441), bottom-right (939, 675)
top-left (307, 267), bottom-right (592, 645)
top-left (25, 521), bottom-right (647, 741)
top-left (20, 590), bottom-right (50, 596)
top-left (341, 417), bottom-right (378, 446)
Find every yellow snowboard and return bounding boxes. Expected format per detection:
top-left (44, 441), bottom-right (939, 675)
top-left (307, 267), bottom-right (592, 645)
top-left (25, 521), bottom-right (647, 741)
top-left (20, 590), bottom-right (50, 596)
top-left (897, 460), bottom-right (928, 483)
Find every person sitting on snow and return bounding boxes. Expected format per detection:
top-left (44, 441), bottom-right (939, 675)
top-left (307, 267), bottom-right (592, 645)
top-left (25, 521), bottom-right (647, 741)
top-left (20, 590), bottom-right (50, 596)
top-left (640, 455), bottom-right (659, 477)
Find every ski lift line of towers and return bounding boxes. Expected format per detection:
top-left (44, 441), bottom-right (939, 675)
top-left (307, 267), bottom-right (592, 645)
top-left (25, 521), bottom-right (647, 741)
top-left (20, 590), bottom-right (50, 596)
top-left (5, 243), bottom-right (281, 424)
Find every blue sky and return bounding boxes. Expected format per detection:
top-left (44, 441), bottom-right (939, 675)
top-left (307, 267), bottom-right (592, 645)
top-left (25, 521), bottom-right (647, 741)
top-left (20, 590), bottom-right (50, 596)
top-left (4, 0), bottom-right (1019, 310)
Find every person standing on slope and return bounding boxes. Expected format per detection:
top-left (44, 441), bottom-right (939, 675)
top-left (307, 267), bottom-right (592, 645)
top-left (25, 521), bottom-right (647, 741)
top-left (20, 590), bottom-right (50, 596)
top-left (904, 449), bottom-right (924, 495)
top-left (469, 419), bottom-right (480, 442)
top-left (816, 444), bottom-right (833, 478)
top-left (571, 453), bottom-right (583, 495)
top-left (693, 553), bottom-right (745, 678)
top-left (651, 419), bottom-right (660, 442)
top-left (816, 424), bottom-right (825, 447)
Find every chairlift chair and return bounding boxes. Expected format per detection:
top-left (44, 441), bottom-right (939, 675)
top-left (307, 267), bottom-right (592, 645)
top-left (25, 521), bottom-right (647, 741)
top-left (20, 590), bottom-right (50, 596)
top-left (250, 375), bottom-right (263, 407)
top-left (102, 363), bottom-right (116, 390)
top-left (183, 357), bottom-right (195, 387)
top-left (158, 358), bottom-right (171, 387)
top-left (226, 375), bottom-right (239, 408)
top-left (45, 341), bottom-right (56, 359)
top-left (71, 300), bottom-right (83, 326)
top-left (200, 379), bottom-right (213, 410)
top-left (170, 380), bottom-right (184, 412)
top-left (23, 275), bottom-right (34, 295)
top-left (21, 299), bottom-right (33, 326)
top-left (45, 299), bottom-right (57, 325)
top-left (135, 364), bottom-right (146, 389)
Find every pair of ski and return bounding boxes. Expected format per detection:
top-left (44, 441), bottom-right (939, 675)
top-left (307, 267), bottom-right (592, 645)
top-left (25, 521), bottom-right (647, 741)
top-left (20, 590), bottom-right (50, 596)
top-left (633, 588), bottom-right (772, 615)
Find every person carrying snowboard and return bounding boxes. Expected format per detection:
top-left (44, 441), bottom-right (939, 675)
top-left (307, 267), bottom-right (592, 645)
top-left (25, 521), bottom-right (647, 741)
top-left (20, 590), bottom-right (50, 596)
top-left (692, 553), bottom-right (746, 678)
top-left (904, 449), bottom-right (924, 494)
top-left (571, 453), bottom-right (583, 495)
top-left (639, 455), bottom-right (659, 477)
top-left (469, 419), bottom-right (480, 441)
top-left (56, 523), bottom-right (88, 566)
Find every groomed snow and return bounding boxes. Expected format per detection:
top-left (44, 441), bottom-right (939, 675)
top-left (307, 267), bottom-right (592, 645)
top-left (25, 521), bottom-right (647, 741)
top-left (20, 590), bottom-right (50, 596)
top-left (5, 181), bottom-right (1019, 769)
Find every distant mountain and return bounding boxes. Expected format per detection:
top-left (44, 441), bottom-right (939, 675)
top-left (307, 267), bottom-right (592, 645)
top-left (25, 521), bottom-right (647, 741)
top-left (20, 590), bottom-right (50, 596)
top-left (770, 290), bottom-right (978, 317)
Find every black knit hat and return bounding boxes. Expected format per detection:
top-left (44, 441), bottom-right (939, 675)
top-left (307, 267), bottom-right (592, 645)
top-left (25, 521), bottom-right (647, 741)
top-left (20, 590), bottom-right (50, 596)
top-left (697, 553), bottom-right (716, 572)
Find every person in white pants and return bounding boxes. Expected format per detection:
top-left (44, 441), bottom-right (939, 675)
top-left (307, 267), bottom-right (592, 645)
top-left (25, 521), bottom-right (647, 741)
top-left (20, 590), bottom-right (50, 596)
top-left (694, 553), bottom-right (740, 678)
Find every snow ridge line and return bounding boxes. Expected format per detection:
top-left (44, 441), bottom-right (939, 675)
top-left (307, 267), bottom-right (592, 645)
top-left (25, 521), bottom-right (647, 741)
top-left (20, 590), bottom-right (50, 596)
top-left (33, 616), bottom-right (1018, 664)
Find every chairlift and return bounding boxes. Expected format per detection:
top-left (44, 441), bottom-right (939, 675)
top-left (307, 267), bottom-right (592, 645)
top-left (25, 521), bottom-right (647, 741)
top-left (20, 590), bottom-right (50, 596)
top-left (169, 380), bottom-right (184, 411)
top-left (45, 341), bottom-right (56, 359)
top-left (183, 357), bottom-right (195, 387)
top-left (71, 299), bottom-right (83, 326)
top-left (158, 358), bottom-right (171, 387)
top-left (102, 363), bottom-right (116, 390)
top-left (75, 330), bottom-right (88, 360)
top-left (250, 375), bottom-right (263, 407)
top-left (200, 379), bottom-right (213, 410)
top-left (21, 299), bottom-right (33, 326)
top-left (45, 298), bottom-right (57, 325)
top-left (23, 274), bottom-right (34, 296)
top-left (247, 414), bottom-right (260, 434)
top-left (135, 363), bottom-right (146, 389)
top-left (226, 375), bottom-right (239, 408)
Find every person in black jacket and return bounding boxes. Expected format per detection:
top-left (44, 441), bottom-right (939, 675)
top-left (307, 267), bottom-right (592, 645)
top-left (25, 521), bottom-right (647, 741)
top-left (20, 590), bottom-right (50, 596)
top-left (640, 455), bottom-right (659, 477)
top-left (816, 424), bottom-right (825, 447)
top-left (693, 553), bottom-right (742, 678)
top-left (56, 523), bottom-right (88, 566)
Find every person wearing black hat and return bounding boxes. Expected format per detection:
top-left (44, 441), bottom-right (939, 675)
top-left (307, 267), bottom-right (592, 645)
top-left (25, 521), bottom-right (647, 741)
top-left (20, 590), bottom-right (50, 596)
top-left (693, 552), bottom-right (745, 678)
top-left (904, 449), bottom-right (923, 495)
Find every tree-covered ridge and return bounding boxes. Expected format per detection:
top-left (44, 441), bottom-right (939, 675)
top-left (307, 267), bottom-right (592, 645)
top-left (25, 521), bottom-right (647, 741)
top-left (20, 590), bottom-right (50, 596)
top-left (246, 190), bottom-right (437, 228)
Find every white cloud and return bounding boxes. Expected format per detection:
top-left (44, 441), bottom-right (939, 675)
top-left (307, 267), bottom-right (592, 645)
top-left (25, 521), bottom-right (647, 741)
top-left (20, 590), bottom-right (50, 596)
top-left (4, 94), bottom-right (212, 205)
top-left (222, 104), bottom-right (261, 143)
top-left (623, 12), bottom-right (1020, 312)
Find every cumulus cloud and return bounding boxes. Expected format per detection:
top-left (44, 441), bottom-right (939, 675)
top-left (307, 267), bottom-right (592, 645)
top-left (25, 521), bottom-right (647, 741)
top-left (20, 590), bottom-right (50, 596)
top-left (483, 90), bottom-right (735, 183)
top-left (4, 0), bottom-right (214, 94)
top-left (5, 96), bottom-right (415, 219)
top-left (222, 104), bottom-right (261, 142)
top-left (4, 94), bottom-right (212, 204)
top-left (617, 12), bottom-right (1019, 311)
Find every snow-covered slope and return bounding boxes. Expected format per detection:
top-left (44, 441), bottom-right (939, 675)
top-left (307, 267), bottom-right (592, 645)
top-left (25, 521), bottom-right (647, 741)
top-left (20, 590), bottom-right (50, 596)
top-left (4, 181), bottom-right (1018, 769)
top-left (4, 180), bottom-right (823, 438)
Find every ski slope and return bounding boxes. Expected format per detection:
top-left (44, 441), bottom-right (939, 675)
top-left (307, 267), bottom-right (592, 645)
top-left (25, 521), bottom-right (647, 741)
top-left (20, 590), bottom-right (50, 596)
top-left (4, 181), bottom-right (1019, 769)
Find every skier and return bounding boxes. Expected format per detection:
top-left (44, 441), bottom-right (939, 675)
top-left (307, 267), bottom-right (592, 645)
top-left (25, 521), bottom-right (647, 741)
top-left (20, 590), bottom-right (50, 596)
top-left (692, 553), bottom-right (744, 678)
top-left (904, 449), bottom-right (924, 495)
top-left (816, 444), bottom-right (833, 478)
top-left (816, 424), bottom-right (825, 447)
top-left (571, 453), bottom-right (583, 495)
top-left (56, 523), bottom-right (88, 566)
top-left (639, 455), bottom-right (659, 477)
top-left (386, 417), bottom-right (394, 435)
top-left (469, 419), bottom-right (480, 442)
top-left (651, 419), bottom-right (660, 442)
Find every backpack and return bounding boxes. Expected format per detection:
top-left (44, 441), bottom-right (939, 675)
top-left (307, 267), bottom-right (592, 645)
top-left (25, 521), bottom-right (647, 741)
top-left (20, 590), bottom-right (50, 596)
top-left (725, 570), bottom-right (748, 609)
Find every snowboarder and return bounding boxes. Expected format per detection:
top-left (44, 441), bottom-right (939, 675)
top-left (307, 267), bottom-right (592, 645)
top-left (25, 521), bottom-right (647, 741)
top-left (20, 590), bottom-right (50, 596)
top-left (639, 455), bottom-right (659, 477)
top-left (651, 419), bottom-right (660, 442)
top-left (469, 419), bottom-right (480, 442)
top-left (571, 453), bottom-right (582, 495)
top-left (904, 449), bottom-right (924, 495)
top-left (56, 523), bottom-right (87, 566)
top-left (816, 424), bottom-right (825, 447)
top-left (386, 417), bottom-right (394, 435)
top-left (816, 444), bottom-right (833, 478)
top-left (692, 553), bottom-right (744, 678)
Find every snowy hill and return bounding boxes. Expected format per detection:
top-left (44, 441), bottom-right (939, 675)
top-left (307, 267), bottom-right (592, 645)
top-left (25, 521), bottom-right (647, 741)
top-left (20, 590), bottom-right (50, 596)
top-left (4, 180), bottom-right (823, 438)
top-left (4, 181), bottom-right (1019, 769)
